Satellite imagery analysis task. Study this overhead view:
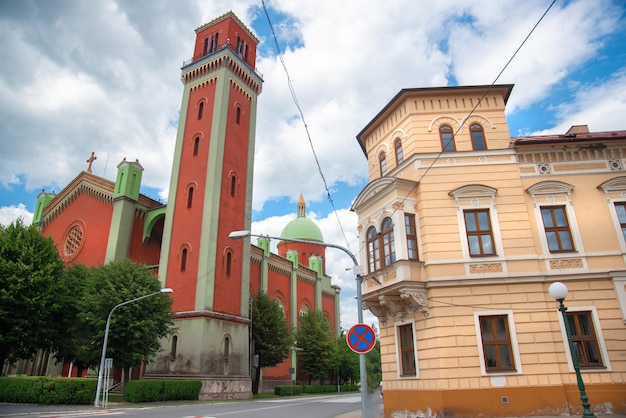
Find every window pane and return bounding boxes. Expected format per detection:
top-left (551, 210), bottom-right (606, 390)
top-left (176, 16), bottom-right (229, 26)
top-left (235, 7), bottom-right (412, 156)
top-left (480, 318), bottom-right (494, 341)
top-left (558, 231), bottom-right (573, 250)
top-left (477, 211), bottom-right (490, 230)
top-left (541, 208), bottom-right (554, 227)
top-left (554, 207), bottom-right (567, 227)
top-left (481, 235), bottom-right (494, 254)
top-left (577, 314), bottom-right (593, 336)
top-left (617, 204), bottom-right (626, 222)
top-left (546, 231), bottom-right (559, 251)
top-left (484, 346), bottom-right (497, 367)
top-left (583, 341), bottom-right (601, 363)
top-left (465, 212), bottom-right (477, 231)
top-left (498, 345), bottom-right (513, 367)
top-left (494, 317), bottom-right (507, 339)
top-left (468, 236), bottom-right (481, 255)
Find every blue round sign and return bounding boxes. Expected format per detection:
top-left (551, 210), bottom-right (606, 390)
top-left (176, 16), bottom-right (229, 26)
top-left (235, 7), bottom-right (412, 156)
top-left (346, 323), bottom-right (377, 354)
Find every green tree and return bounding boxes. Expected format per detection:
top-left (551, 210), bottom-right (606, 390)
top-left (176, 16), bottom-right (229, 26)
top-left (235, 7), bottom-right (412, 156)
top-left (0, 219), bottom-right (68, 367)
top-left (331, 332), bottom-right (359, 385)
top-left (250, 291), bottom-right (293, 394)
top-left (80, 259), bottom-right (175, 381)
top-left (366, 340), bottom-right (382, 392)
top-left (53, 263), bottom-right (94, 375)
top-left (296, 311), bottom-right (336, 384)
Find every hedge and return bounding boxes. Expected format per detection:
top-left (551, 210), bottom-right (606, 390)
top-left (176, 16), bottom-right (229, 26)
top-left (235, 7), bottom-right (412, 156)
top-left (124, 379), bottom-right (202, 403)
top-left (274, 383), bottom-right (359, 396)
top-left (0, 377), bottom-right (97, 405)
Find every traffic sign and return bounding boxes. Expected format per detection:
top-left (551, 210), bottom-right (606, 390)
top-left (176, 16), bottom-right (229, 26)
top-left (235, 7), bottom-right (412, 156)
top-left (346, 323), bottom-right (377, 354)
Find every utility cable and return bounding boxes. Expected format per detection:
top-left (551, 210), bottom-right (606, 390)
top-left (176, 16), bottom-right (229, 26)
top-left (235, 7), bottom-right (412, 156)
top-left (260, 0), bottom-right (353, 254)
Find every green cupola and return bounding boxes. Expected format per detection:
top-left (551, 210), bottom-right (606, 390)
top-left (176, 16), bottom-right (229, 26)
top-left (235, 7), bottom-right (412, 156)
top-left (280, 194), bottom-right (323, 242)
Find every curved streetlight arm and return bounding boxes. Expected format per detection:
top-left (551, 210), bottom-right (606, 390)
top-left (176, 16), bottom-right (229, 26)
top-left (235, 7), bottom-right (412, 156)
top-left (94, 288), bottom-right (173, 407)
top-left (229, 230), bottom-right (368, 415)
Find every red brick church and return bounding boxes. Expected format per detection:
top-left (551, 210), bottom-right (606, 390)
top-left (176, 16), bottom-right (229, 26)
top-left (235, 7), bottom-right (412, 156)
top-left (30, 12), bottom-right (340, 398)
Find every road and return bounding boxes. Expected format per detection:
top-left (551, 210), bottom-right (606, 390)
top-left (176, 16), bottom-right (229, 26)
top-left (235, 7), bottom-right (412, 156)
top-left (0, 392), bottom-right (383, 418)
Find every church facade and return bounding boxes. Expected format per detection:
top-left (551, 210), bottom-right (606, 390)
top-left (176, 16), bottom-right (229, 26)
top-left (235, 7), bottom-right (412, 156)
top-left (29, 12), bottom-right (339, 399)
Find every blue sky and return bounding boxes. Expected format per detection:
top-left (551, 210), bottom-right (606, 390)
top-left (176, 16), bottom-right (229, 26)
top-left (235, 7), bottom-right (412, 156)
top-left (1, 0), bottom-right (625, 328)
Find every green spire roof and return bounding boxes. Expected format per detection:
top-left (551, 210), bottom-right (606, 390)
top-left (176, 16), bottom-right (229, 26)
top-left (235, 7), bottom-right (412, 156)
top-left (280, 194), bottom-right (323, 242)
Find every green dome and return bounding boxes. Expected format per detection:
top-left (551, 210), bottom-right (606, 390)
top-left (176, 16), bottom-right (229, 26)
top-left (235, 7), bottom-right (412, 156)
top-left (280, 193), bottom-right (323, 242)
top-left (281, 216), bottom-right (324, 242)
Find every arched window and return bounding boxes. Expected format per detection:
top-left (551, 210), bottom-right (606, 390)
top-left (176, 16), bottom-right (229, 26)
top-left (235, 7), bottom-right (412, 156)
top-left (380, 217), bottom-right (396, 267)
top-left (230, 175), bottom-right (236, 197)
top-left (225, 251), bottom-right (232, 277)
top-left (367, 226), bottom-right (380, 273)
top-left (470, 123), bottom-right (487, 150)
top-left (209, 33), bottom-right (219, 53)
top-left (203, 38), bottom-right (209, 55)
top-left (395, 138), bottom-right (403, 165)
top-left (193, 137), bottom-right (200, 156)
top-left (170, 335), bottom-right (178, 359)
top-left (439, 125), bottom-right (455, 151)
top-left (181, 248), bottom-right (187, 272)
top-left (198, 102), bottom-right (204, 120)
top-left (224, 336), bottom-right (230, 358)
top-left (187, 187), bottom-right (194, 208)
top-left (379, 152), bottom-right (387, 176)
top-left (235, 106), bottom-right (241, 124)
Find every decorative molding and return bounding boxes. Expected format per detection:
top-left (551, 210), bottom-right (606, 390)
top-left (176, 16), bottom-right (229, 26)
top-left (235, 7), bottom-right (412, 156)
top-left (379, 295), bottom-right (406, 321)
top-left (363, 301), bottom-right (388, 325)
top-left (400, 289), bottom-right (429, 317)
top-left (549, 258), bottom-right (583, 269)
top-left (469, 263), bottom-right (503, 274)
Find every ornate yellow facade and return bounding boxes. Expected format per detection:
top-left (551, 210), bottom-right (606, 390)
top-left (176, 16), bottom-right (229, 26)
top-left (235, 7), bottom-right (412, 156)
top-left (352, 85), bottom-right (626, 417)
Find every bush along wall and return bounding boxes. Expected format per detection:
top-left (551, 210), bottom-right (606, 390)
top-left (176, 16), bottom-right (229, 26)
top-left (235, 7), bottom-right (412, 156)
top-left (123, 380), bottom-right (202, 403)
top-left (0, 377), bottom-right (97, 405)
top-left (274, 384), bottom-right (359, 396)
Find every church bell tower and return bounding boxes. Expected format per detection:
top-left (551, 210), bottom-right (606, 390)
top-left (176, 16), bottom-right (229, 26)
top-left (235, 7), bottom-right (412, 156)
top-left (151, 12), bottom-right (262, 399)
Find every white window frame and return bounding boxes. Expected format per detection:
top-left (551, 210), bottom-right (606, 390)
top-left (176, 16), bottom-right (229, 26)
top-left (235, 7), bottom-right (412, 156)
top-left (474, 310), bottom-right (523, 376)
top-left (526, 181), bottom-right (584, 257)
top-left (450, 185), bottom-right (504, 261)
top-left (395, 319), bottom-right (419, 379)
top-left (553, 305), bottom-right (611, 372)
top-left (598, 177), bottom-right (626, 254)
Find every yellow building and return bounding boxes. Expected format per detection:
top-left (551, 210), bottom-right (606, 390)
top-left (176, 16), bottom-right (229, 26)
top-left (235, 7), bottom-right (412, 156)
top-left (352, 85), bottom-right (626, 417)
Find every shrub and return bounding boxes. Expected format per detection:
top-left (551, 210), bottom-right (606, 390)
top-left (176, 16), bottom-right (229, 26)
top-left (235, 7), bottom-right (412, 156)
top-left (274, 385), bottom-right (302, 396)
top-left (124, 380), bottom-right (202, 403)
top-left (0, 377), bottom-right (96, 405)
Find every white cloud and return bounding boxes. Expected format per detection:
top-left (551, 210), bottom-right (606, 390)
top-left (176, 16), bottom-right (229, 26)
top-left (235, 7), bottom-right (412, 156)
top-left (0, 0), bottom-right (623, 327)
top-left (0, 204), bottom-right (33, 227)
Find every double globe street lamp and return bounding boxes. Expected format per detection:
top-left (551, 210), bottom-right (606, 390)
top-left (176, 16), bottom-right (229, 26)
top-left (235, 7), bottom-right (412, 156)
top-left (229, 230), bottom-right (369, 416)
top-left (548, 282), bottom-right (596, 418)
top-left (94, 288), bottom-right (174, 407)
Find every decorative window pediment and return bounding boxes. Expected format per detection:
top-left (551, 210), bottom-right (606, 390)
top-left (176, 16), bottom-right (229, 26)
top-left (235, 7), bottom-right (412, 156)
top-left (526, 180), bottom-right (574, 196)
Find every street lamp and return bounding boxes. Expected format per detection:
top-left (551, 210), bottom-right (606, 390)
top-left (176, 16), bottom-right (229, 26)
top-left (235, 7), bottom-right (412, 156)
top-left (229, 230), bottom-right (368, 416)
top-left (94, 288), bottom-right (174, 408)
top-left (548, 282), bottom-right (596, 418)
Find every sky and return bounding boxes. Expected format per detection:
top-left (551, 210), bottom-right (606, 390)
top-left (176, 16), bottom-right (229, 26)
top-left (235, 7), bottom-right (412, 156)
top-left (1, 0), bottom-right (625, 330)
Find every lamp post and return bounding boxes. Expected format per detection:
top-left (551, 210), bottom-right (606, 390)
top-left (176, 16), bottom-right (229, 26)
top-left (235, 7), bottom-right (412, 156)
top-left (94, 288), bottom-right (174, 407)
top-left (229, 230), bottom-right (368, 416)
top-left (548, 282), bottom-right (596, 418)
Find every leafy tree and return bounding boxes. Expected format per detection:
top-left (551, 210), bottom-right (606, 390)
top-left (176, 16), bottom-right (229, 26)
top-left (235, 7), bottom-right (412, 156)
top-left (366, 340), bottom-right (382, 392)
top-left (250, 291), bottom-right (293, 394)
top-left (296, 311), bottom-right (336, 384)
top-left (0, 219), bottom-right (68, 368)
top-left (53, 264), bottom-right (94, 375)
top-left (331, 331), bottom-right (359, 385)
top-left (80, 259), bottom-right (175, 382)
